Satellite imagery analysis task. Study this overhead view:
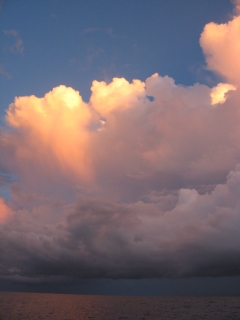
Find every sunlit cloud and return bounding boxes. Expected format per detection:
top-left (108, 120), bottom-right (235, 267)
top-left (211, 83), bottom-right (236, 105)
top-left (90, 77), bottom-right (145, 116)
top-left (0, 197), bottom-right (12, 223)
top-left (200, 14), bottom-right (240, 85)
top-left (5, 85), bottom-right (93, 182)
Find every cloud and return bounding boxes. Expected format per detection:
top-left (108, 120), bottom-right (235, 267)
top-left (4, 85), bottom-right (93, 184)
top-left (0, 64), bottom-right (11, 79)
top-left (1, 166), bottom-right (240, 280)
top-left (233, 0), bottom-right (240, 14)
top-left (90, 77), bottom-right (145, 116)
top-left (4, 29), bottom-right (24, 54)
top-left (1, 7), bottom-right (240, 284)
top-left (0, 0), bottom-right (3, 12)
top-left (1, 72), bottom-right (240, 281)
top-left (4, 73), bottom-right (239, 199)
top-left (210, 83), bottom-right (236, 105)
top-left (82, 27), bottom-right (114, 37)
top-left (82, 27), bottom-right (99, 35)
top-left (0, 197), bottom-right (12, 223)
top-left (200, 14), bottom-right (240, 85)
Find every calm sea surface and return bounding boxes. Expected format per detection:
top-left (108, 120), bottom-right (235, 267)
top-left (0, 292), bottom-right (240, 320)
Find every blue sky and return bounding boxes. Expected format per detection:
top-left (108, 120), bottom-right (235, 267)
top-left (1, 0), bottom-right (240, 296)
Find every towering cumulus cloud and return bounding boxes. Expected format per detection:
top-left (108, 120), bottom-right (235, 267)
top-left (1, 5), bottom-right (240, 284)
top-left (4, 85), bottom-right (93, 183)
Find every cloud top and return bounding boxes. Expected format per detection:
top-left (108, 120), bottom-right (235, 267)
top-left (200, 15), bottom-right (240, 85)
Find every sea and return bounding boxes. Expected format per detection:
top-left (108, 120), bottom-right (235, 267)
top-left (0, 292), bottom-right (240, 320)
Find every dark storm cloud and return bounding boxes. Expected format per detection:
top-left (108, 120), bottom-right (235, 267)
top-left (1, 171), bottom-right (240, 283)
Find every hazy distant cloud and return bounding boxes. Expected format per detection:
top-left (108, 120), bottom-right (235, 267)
top-left (51, 13), bottom-right (57, 19)
top-left (1, 5), bottom-right (240, 284)
top-left (4, 29), bottom-right (24, 54)
top-left (0, 64), bottom-right (11, 78)
top-left (233, 0), bottom-right (240, 14)
top-left (82, 27), bottom-right (114, 37)
top-left (86, 47), bottom-right (104, 68)
top-left (69, 46), bottom-right (105, 71)
top-left (0, 0), bottom-right (3, 12)
top-left (82, 27), bottom-right (99, 35)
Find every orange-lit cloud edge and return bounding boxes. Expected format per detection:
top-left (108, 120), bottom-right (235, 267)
top-left (1, 6), bottom-right (240, 281)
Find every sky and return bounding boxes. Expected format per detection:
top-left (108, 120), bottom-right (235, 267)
top-left (1, 0), bottom-right (240, 296)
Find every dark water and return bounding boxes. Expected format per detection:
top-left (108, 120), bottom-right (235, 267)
top-left (0, 292), bottom-right (240, 320)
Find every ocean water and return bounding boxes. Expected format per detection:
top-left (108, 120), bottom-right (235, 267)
top-left (0, 292), bottom-right (240, 320)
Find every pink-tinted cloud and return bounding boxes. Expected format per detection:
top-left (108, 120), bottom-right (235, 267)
top-left (90, 77), bottom-right (145, 116)
top-left (4, 85), bottom-right (93, 185)
top-left (1, 7), bottom-right (240, 283)
top-left (200, 14), bottom-right (240, 85)
top-left (6, 74), bottom-right (239, 199)
top-left (0, 197), bottom-right (12, 223)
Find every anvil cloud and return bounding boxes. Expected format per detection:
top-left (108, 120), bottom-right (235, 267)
top-left (1, 6), bottom-right (240, 283)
